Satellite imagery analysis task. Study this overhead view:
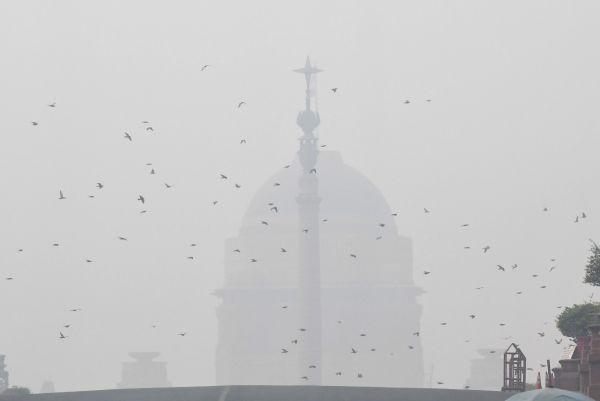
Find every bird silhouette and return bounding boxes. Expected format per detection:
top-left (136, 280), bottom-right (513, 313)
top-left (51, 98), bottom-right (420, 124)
top-left (220, 174), bottom-right (228, 179)
top-left (48, 102), bottom-right (56, 108)
top-left (423, 271), bottom-right (431, 275)
top-left (178, 332), bottom-right (186, 336)
top-left (350, 254), bottom-right (357, 258)
top-left (165, 183), bottom-right (173, 188)
top-left (59, 332), bottom-right (67, 339)
top-left (497, 265), bottom-right (505, 271)
top-left (281, 349), bottom-right (288, 353)
top-left (331, 88), bottom-right (338, 93)
top-left (281, 248), bottom-right (287, 253)
top-left (237, 101), bottom-right (246, 108)
top-left (537, 332), bottom-right (545, 337)
top-left (483, 246), bottom-right (490, 253)
top-left (118, 236), bottom-right (127, 241)
top-left (59, 190), bottom-right (66, 200)
top-left (424, 208), bottom-right (430, 213)
top-left (270, 206), bottom-right (278, 213)
top-left (124, 132), bottom-right (132, 141)
top-left (146, 126), bottom-right (154, 132)
top-left (234, 183), bottom-right (241, 188)
top-left (138, 195), bottom-right (145, 204)
top-left (31, 121), bottom-right (39, 126)
top-left (351, 348), bottom-right (358, 354)
top-left (201, 64), bottom-right (211, 71)
top-left (96, 183), bottom-right (103, 189)
top-left (240, 139), bottom-right (247, 144)
top-left (261, 220), bottom-right (269, 226)
top-left (250, 258), bottom-right (258, 263)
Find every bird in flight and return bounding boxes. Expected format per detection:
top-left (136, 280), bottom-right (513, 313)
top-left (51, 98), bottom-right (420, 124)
top-left (31, 121), bottom-right (39, 126)
top-left (85, 259), bottom-right (93, 263)
top-left (350, 254), bottom-right (357, 258)
top-left (164, 183), bottom-right (173, 189)
top-left (280, 248), bottom-right (287, 253)
top-left (234, 183), bottom-right (241, 188)
top-left (233, 249), bottom-right (241, 253)
top-left (261, 220), bottom-right (269, 226)
top-left (59, 190), bottom-right (66, 200)
top-left (96, 183), bottom-right (104, 189)
top-left (220, 174), bottom-right (228, 180)
top-left (118, 236), bottom-right (128, 241)
top-left (237, 101), bottom-right (246, 108)
top-left (281, 349), bottom-right (288, 354)
top-left (177, 332), bottom-right (187, 337)
top-left (124, 132), bottom-right (132, 141)
top-left (423, 271), bottom-right (431, 275)
top-left (460, 224), bottom-right (470, 227)
top-left (59, 332), bottom-right (67, 339)
top-left (537, 332), bottom-right (545, 337)
top-left (331, 88), bottom-right (338, 93)
top-left (240, 139), bottom-right (247, 144)
top-left (146, 126), bottom-right (154, 132)
top-left (404, 100), bottom-right (410, 104)
top-left (201, 64), bottom-right (211, 71)
top-left (48, 102), bottom-right (56, 108)
top-left (424, 208), bottom-right (430, 213)
top-left (512, 264), bottom-right (518, 270)
top-left (497, 265), bottom-right (505, 271)
top-left (5, 277), bottom-right (14, 281)
top-left (270, 206), bottom-right (278, 213)
top-left (482, 246), bottom-right (490, 253)
top-left (150, 169), bottom-right (156, 175)
top-left (469, 314), bottom-right (476, 319)
top-left (351, 348), bottom-right (358, 354)
top-left (250, 258), bottom-right (258, 263)
top-left (138, 195), bottom-right (145, 204)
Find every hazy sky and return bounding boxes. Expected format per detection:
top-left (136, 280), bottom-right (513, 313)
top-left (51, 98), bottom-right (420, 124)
top-left (1, 0), bottom-right (600, 392)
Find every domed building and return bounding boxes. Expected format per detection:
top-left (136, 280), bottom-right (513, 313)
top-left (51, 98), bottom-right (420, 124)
top-left (214, 58), bottom-right (424, 387)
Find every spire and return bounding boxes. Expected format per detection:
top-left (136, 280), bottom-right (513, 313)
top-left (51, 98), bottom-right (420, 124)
top-left (294, 56), bottom-right (323, 92)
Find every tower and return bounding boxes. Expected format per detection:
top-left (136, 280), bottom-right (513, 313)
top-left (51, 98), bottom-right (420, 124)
top-left (294, 56), bottom-right (323, 385)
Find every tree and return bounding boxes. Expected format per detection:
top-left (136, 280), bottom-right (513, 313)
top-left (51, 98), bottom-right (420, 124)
top-left (556, 303), bottom-right (600, 340)
top-left (584, 241), bottom-right (600, 286)
top-left (0, 386), bottom-right (31, 398)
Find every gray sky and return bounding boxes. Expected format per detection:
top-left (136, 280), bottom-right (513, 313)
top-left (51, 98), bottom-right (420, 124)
top-left (1, 0), bottom-right (599, 392)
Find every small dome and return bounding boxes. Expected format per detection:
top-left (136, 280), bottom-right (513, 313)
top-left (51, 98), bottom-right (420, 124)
top-left (506, 389), bottom-right (594, 401)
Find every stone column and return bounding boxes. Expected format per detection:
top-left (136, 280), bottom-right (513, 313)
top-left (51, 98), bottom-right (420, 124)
top-left (557, 359), bottom-right (580, 392)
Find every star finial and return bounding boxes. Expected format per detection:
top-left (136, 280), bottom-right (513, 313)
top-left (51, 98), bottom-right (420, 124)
top-left (294, 56), bottom-right (322, 88)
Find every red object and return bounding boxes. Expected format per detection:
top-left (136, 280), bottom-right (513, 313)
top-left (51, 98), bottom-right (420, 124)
top-left (536, 372), bottom-right (542, 389)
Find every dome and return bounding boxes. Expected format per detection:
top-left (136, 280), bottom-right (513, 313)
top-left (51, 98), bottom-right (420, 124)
top-left (224, 150), bottom-right (416, 288)
top-left (506, 389), bottom-right (594, 401)
top-left (241, 151), bottom-right (398, 236)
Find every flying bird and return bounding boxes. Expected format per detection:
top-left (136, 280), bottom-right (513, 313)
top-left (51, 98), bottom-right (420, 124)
top-left (220, 174), bottom-right (228, 180)
top-left (350, 254), bottom-right (357, 258)
top-left (31, 121), bottom-right (39, 126)
top-left (124, 132), bottom-right (132, 141)
top-left (331, 88), bottom-right (338, 93)
top-left (270, 206), bottom-right (278, 213)
top-left (423, 271), bottom-right (431, 275)
top-left (424, 208), bottom-right (430, 213)
top-left (460, 224), bottom-right (470, 227)
top-left (118, 236), bottom-right (128, 241)
top-left (250, 258), bottom-right (258, 263)
top-left (483, 246), bottom-right (490, 253)
top-left (497, 265), bottom-right (505, 271)
top-left (48, 102), bottom-right (56, 108)
top-left (59, 332), bottom-right (67, 339)
top-left (281, 349), bottom-right (288, 354)
top-left (164, 183), bottom-right (173, 188)
top-left (261, 220), bottom-right (269, 225)
top-left (138, 195), bottom-right (145, 204)
top-left (237, 101), bottom-right (246, 108)
top-left (351, 348), bottom-right (358, 354)
top-left (59, 190), bottom-right (66, 200)
top-left (150, 169), bottom-right (155, 175)
top-left (177, 332), bottom-right (187, 337)
top-left (146, 126), bottom-right (154, 132)
top-left (96, 183), bottom-right (103, 189)
top-left (240, 139), bottom-right (247, 144)
top-left (201, 64), bottom-right (211, 71)
top-left (280, 248), bottom-right (287, 253)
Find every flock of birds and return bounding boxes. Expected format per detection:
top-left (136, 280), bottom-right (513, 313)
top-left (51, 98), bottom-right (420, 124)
top-left (5, 64), bottom-right (594, 389)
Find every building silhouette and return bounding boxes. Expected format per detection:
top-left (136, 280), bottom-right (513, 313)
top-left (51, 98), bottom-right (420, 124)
top-left (117, 352), bottom-right (171, 389)
top-left (214, 58), bottom-right (424, 387)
